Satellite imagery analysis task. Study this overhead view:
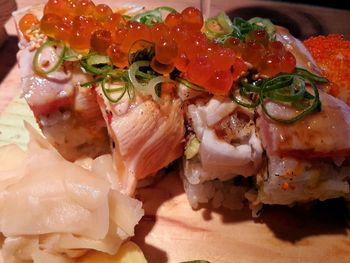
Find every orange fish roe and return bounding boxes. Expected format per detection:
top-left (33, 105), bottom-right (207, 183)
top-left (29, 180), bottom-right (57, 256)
top-left (18, 0), bottom-right (297, 95)
top-left (304, 35), bottom-right (350, 106)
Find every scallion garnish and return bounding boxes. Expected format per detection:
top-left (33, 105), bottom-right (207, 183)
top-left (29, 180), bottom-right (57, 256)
top-left (80, 77), bottom-right (105, 87)
top-left (80, 58), bottom-right (113, 75)
top-left (33, 40), bottom-right (67, 75)
top-left (132, 6), bottom-right (177, 26)
top-left (216, 12), bottom-right (233, 34)
top-left (63, 47), bottom-right (82, 61)
top-left (230, 68), bottom-right (327, 124)
top-left (229, 68), bottom-right (328, 124)
top-left (294, 67), bottom-right (328, 83)
top-left (260, 80), bottom-right (320, 124)
top-left (204, 13), bottom-right (276, 43)
top-left (101, 78), bottom-right (127, 103)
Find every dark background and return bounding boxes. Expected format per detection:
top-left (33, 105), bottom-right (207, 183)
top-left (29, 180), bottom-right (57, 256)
top-left (227, 0), bottom-right (350, 40)
top-left (268, 0), bottom-right (350, 10)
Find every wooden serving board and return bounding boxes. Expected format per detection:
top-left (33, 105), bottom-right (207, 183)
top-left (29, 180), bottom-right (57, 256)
top-left (1, 1), bottom-right (350, 263)
top-left (134, 172), bottom-right (350, 263)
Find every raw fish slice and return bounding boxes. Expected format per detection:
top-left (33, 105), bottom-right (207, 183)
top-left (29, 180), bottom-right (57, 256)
top-left (257, 90), bottom-right (350, 158)
top-left (256, 155), bottom-right (350, 205)
top-left (14, 9), bottom-right (110, 161)
top-left (97, 91), bottom-right (185, 194)
top-left (182, 96), bottom-right (263, 209)
top-left (185, 96), bottom-right (262, 182)
top-left (256, 89), bottom-right (350, 206)
top-left (276, 26), bottom-right (321, 75)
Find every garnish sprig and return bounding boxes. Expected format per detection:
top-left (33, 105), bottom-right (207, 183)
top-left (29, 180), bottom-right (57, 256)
top-left (230, 68), bottom-right (328, 124)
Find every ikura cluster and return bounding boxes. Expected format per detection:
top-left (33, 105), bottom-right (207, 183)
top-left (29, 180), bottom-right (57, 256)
top-left (18, 0), bottom-right (247, 95)
top-left (18, 0), bottom-right (295, 95)
top-left (224, 30), bottom-right (296, 77)
top-left (152, 9), bottom-right (248, 95)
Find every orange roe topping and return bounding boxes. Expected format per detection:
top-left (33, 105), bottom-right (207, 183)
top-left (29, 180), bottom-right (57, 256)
top-left (19, 0), bottom-right (297, 95)
top-left (18, 13), bottom-right (40, 40)
top-left (304, 35), bottom-right (350, 105)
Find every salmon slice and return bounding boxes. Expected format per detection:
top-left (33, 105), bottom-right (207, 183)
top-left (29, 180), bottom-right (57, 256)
top-left (97, 90), bottom-right (185, 194)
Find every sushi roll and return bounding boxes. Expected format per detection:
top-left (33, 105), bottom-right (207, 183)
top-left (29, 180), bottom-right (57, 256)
top-left (181, 93), bottom-right (263, 209)
top-left (14, 2), bottom-right (186, 195)
top-left (14, 5), bottom-right (110, 161)
top-left (96, 80), bottom-right (184, 194)
top-left (254, 76), bottom-right (350, 206)
top-left (180, 14), bottom-right (350, 212)
top-left (250, 29), bottom-right (350, 209)
top-left (13, 0), bottom-right (350, 213)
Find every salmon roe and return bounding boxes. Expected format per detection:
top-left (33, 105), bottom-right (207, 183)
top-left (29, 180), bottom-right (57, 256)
top-left (18, 13), bottom-right (40, 40)
top-left (19, 0), bottom-right (297, 95)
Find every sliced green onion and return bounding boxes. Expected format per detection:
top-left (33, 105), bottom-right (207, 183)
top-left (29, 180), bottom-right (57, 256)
top-left (107, 69), bottom-right (128, 81)
top-left (204, 19), bottom-right (224, 39)
top-left (147, 76), bottom-right (174, 98)
top-left (126, 82), bottom-right (136, 101)
top-left (248, 17), bottom-right (275, 39)
top-left (136, 70), bottom-right (156, 80)
top-left (33, 40), bottom-right (67, 75)
top-left (101, 78), bottom-right (127, 103)
top-left (132, 6), bottom-right (177, 26)
top-left (233, 17), bottom-right (253, 37)
top-left (217, 12), bottom-right (233, 34)
top-left (240, 79), bottom-right (261, 93)
top-left (267, 77), bottom-right (305, 102)
top-left (229, 87), bottom-right (260, 108)
top-left (229, 67), bottom-right (325, 124)
top-left (260, 81), bottom-right (320, 124)
top-left (128, 60), bottom-right (151, 90)
top-left (294, 67), bottom-right (328, 83)
top-left (80, 59), bottom-right (113, 75)
top-left (63, 48), bottom-right (82, 61)
top-left (128, 61), bottom-right (174, 99)
top-left (86, 54), bottom-right (111, 65)
top-left (80, 77), bottom-right (105, 87)
top-left (132, 9), bottom-right (162, 26)
top-left (104, 86), bottom-right (125, 93)
top-left (262, 74), bottom-right (294, 92)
